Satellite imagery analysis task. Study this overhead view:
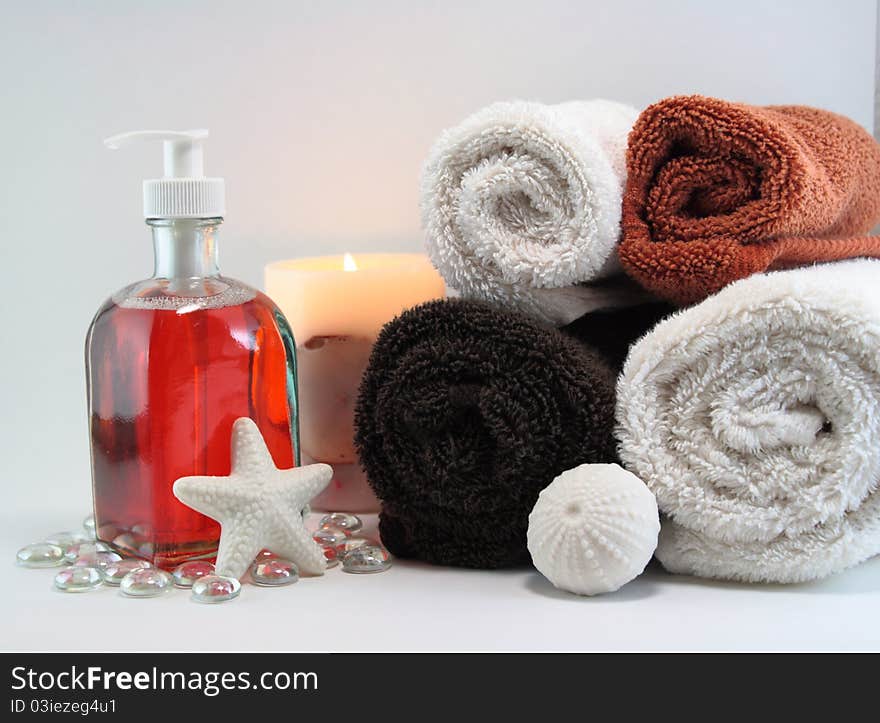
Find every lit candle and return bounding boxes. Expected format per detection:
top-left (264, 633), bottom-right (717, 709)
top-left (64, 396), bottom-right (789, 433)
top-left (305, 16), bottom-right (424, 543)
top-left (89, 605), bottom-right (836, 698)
top-left (265, 253), bottom-right (446, 512)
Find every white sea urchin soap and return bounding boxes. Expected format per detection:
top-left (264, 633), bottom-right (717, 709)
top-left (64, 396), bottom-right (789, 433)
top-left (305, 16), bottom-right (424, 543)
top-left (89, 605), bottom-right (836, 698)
top-left (527, 463), bottom-right (659, 596)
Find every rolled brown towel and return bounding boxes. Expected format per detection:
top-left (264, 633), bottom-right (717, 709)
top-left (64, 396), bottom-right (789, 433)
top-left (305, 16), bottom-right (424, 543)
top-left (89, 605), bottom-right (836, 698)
top-left (354, 298), bottom-right (664, 568)
top-left (619, 95), bottom-right (880, 305)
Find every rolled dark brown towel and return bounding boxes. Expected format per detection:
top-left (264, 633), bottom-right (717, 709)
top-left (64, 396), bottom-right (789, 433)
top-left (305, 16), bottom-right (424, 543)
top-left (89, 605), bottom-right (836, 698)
top-left (355, 298), bottom-right (623, 569)
top-left (562, 301), bottom-right (675, 370)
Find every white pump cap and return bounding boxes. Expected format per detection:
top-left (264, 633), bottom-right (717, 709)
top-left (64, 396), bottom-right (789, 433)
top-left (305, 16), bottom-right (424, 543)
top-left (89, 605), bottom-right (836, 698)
top-left (104, 129), bottom-right (225, 219)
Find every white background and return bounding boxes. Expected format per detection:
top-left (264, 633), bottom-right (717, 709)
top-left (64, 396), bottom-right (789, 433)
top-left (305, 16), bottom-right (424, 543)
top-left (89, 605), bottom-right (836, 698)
top-left (2, 0), bottom-right (879, 651)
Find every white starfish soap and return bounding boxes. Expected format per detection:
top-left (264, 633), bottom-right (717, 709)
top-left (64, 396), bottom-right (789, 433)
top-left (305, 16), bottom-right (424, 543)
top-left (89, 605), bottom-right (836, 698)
top-left (527, 463), bottom-right (659, 596)
top-left (173, 418), bottom-right (332, 580)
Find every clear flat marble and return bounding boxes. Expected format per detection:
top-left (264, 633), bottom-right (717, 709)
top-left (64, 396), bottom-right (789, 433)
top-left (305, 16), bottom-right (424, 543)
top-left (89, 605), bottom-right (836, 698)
top-left (98, 523), bottom-right (125, 542)
top-left (341, 545), bottom-right (392, 574)
top-left (101, 559), bottom-right (152, 586)
top-left (64, 542), bottom-right (96, 564)
top-left (74, 551), bottom-right (122, 569)
top-left (45, 531), bottom-right (90, 547)
top-left (120, 568), bottom-right (173, 598)
top-left (323, 547), bottom-right (339, 569)
top-left (191, 575), bottom-right (241, 604)
top-left (111, 533), bottom-right (139, 555)
top-left (172, 561), bottom-right (215, 588)
top-left (338, 537), bottom-right (373, 557)
top-left (82, 515), bottom-right (96, 539)
top-left (54, 566), bottom-right (102, 592)
top-left (313, 527), bottom-right (350, 550)
top-left (319, 512), bottom-right (363, 533)
top-left (64, 541), bottom-right (111, 563)
top-left (17, 543), bottom-right (65, 568)
top-left (250, 558), bottom-right (299, 587)
top-left (131, 523), bottom-right (153, 538)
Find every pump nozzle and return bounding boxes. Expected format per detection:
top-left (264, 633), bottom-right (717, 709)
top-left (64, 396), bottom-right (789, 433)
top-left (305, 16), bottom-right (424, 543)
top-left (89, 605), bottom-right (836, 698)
top-left (104, 128), bottom-right (225, 219)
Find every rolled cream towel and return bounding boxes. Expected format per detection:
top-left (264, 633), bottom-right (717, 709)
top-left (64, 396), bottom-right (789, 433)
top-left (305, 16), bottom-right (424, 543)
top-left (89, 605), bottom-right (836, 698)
top-left (422, 99), bottom-right (640, 326)
top-left (616, 259), bottom-right (880, 583)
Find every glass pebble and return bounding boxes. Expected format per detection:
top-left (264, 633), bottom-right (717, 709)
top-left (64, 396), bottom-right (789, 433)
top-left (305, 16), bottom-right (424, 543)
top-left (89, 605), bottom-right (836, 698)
top-left (341, 545), bottom-right (392, 574)
top-left (112, 533), bottom-right (139, 554)
top-left (191, 575), bottom-right (241, 604)
top-left (65, 542), bottom-right (96, 564)
top-left (54, 566), bottom-right (102, 592)
top-left (250, 558), bottom-right (299, 587)
top-left (313, 527), bottom-right (350, 549)
top-left (82, 515), bottom-right (96, 539)
top-left (255, 549), bottom-right (278, 560)
top-left (131, 523), bottom-right (153, 537)
top-left (120, 568), bottom-right (173, 598)
top-left (64, 541), bottom-right (111, 563)
top-left (45, 531), bottom-right (90, 547)
top-left (172, 561), bottom-right (215, 588)
top-left (101, 559), bottom-right (152, 585)
top-left (320, 512), bottom-right (363, 533)
top-left (338, 537), bottom-right (373, 557)
top-left (98, 523), bottom-right (124, 541)
top-left (323, 547), bottom-right (339, 569)
top-left (74, 551), bottom-right (122, 569)
top-left (17, 543), bottom-right (65, 568)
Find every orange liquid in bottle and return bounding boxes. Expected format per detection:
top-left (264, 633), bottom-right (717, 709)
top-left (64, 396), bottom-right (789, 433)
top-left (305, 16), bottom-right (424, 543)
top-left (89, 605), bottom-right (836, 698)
top-left (87, 289), bottom-right (296, 569)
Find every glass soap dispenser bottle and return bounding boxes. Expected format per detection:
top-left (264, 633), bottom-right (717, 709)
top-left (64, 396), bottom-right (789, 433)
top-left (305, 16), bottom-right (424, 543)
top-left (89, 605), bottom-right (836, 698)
top-left (86, 129), bottom-right (299, 569)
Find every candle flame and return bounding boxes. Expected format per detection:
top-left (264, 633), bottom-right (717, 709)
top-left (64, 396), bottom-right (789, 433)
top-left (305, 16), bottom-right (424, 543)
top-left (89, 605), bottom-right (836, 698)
top-left (343, 253), bottom-right (358, 272)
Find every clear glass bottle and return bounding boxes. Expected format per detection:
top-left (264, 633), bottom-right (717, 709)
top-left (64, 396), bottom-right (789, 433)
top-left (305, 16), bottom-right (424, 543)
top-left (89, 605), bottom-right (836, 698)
top-left (87, 131), bottom-right (299, 569)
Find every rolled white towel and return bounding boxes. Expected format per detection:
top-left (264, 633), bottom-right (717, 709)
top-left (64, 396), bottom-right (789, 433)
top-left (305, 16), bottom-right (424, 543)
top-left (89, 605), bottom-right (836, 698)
top-left (616, 259), bottom-right (880, 583)
top-left (421, 99), bottom-right (640, 326)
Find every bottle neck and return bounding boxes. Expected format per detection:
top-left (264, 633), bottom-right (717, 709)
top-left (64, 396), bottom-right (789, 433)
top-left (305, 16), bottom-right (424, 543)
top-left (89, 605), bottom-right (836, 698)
top-left (149, 217), bottom-right (222, 279)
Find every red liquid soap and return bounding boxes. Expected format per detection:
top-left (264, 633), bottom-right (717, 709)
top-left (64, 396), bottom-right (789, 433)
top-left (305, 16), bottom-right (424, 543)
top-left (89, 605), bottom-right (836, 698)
top-left (87, 283), bottom-right (299, 569)
top-left (90, 131), bottom-right (299, 569)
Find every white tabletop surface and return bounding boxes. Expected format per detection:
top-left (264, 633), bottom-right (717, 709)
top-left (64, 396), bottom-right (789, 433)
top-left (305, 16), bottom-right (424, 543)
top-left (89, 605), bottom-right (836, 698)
top-left (3, 509), bottom-right (880, 652)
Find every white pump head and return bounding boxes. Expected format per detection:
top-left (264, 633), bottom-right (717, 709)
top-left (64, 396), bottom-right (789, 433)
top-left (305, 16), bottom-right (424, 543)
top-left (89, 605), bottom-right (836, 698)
top-left (104, 129), bottom-right (225, 219)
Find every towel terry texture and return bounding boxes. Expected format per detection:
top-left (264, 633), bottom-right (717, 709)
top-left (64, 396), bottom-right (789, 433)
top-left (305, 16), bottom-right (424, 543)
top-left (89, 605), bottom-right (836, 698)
top-left (354, 298), bottom-right (664, 569)
top-left (619, 95), bottom-right (880, 305)
top-left (616, 260), bottom-right (880, 583)
top-left (422, 99), bottom-right (639, 326)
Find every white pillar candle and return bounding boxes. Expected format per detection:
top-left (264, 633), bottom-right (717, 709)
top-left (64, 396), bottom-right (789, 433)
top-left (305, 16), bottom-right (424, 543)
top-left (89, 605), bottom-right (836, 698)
top-left (265, 253), bottom-right (445, 512)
